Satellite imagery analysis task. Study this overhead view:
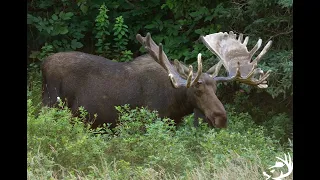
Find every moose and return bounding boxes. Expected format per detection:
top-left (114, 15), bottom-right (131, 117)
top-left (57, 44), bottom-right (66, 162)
top-left (41, 31), bottom-right (272, 129)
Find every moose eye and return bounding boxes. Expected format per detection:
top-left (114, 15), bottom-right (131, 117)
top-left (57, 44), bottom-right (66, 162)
top-left (195, 81), bottom-right (202, 88)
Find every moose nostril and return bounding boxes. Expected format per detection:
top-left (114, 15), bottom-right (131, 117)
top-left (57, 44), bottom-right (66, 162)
top-left (213, 113), bottom-right (227, 128)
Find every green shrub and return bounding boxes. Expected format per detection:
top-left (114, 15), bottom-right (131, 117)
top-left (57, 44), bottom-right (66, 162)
top-left (28, 101), bottom-right (292, 179)
top-left (94, 3), bottom-right (111, 56)
top-left (108, 105), bottom-right (193, 173)
top-left (27, 151), bottom-right (56, 180)
top-left (27, 70), bottom-right (42, 115)
top-left (263, 112), bottom-right (293, 144)
top-left (93, 4), bottom-right (132, 61)
top-left (27, 99), bottom-right (110, 174)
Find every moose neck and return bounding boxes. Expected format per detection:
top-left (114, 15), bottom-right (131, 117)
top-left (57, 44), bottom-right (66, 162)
top-left (168, 87), bottom-right (194, 123)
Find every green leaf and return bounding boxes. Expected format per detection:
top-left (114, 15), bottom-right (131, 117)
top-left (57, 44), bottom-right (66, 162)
top-left (161, 4), bottom-right (167, 9)
top-left (80, 4), bottom-right (88, 14)
top-left (60, 27), bottom-right (69, 34)
top-left (27, 14), bottom-right (35, 24)
top-left (253, 18), bottom-right (265, 24)
top-left (27, 19), bottom-right (33, 25)
top-left (159, 23), bottom-right (163, 31)
top-left (278, 0), bottom-right (293, 8)
top-left (194, 29), bottom-right (203, 35)
top-left (46, 28), bottom-right (52, 34)
top-left (204, 15), bottom-right (214, 22)
top-left (29, 51), bottom-right (40, 59)
top-left (52, 40), bottom-right (62, 46)
top-left (52, 14), bottom-right (58, 20)
top-left (189, 11), bottom-right (202, 18)
top-left (62, 39), bottom-right (68, 44)
top-left (59, 11), bottom-right (64, 18)
top-left (71, 39), bottom-right (83, 49)
top-left (113, 31), bottom-right (119, 36)
top-left (61, 12), bottom-right (74, 20)
top-left (144, 24), bottom-right (155, 29)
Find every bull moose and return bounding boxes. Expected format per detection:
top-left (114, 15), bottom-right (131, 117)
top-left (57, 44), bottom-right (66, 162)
top-left (41, 31), bottom-right (272, 128)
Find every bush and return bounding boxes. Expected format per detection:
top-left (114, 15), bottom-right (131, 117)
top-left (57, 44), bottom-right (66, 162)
top-left (27, 99), bottom-right (110, 175)
top-left (108, 105), bottom-right (193, 173)
top-left (28, 100), bottom-right (292, 179)
top-left (263, 112), bottom-right (293, 144)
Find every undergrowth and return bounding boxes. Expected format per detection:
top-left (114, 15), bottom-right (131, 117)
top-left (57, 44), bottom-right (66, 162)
top-left (27, 98), bottom-right (292, 179)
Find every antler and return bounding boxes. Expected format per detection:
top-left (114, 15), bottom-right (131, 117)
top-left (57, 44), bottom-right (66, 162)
top-left (200, 31), bottom-right (272, 88)
top-left (136, 33), bottom-right (203, 88)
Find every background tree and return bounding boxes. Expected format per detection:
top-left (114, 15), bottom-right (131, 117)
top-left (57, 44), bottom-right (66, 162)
top-left (27, 0), bottom-right (293, 178)
top-left (27, 0), bottom-right (293, 141)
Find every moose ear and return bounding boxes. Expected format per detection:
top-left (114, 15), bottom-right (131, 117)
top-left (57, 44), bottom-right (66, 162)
top-left (173, 59), bottom-right (190, 79)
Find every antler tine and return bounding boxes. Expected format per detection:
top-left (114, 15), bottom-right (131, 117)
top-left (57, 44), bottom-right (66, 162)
top-left (229, 31), bottom-right (237, 39)
top-left (207, 60), bottom-right (223, 78)
top-left (146, 33), bottom-right (151, 48)
top-left (136, 33), bottom-right (158, 62)
top-left (235, 62), bottom-right (241, 77)
top-left (257, 84), bottom-right (268, 88)
top-left (190, 53), bottom-right (203, 86)
top-left (238, 33), bottom-right (243, 42)
top-left (245, 67), bottom-right (263, 80)
top-left (248, 68), bottom-right (268, 83)
top-left (137, 32), bottom-right (204, 88)
top-left (173, 59), bottom-right (189, 79)
top-left (136, 33), bottom-right (144, 45)
top-left (233, 67), bottom-right (271, 88)
top-left (240, 70), bottom-right (271, 86)
top-left (212, 62), bottom-right (242, 82)
top-left (243, 36), bottom-right (249, 46)
top-left (252, 40), bottom-right (272, 65)
top-left (249, 38), bottom-right (262, 58)
top-left (257, 70), bottom-right (271, 83)
top-left (186, 65), bottom-right (193, 88)
top-left (137, 33), bottom-right (183, 88)
top-left (158, 43), bottom-right (165, 69)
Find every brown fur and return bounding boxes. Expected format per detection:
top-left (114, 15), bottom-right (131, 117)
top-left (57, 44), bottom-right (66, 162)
top-left (41, 51), bottom-right (227, 128)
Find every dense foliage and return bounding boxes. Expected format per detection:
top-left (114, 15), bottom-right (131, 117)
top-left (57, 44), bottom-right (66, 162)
top-left (27, 0), bottom-right (293, 179)
top-left (27, 0), bottom-right (293, 118)
top-left (28, 91), bottom-right (292, 179)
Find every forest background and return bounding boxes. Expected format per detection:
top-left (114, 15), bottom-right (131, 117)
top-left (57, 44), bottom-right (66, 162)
top-left (27, 0), bottom-right (293, 179)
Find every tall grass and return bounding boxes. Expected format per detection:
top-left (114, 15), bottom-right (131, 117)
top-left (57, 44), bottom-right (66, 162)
top-left (27, 74), bottom-right (293, 179)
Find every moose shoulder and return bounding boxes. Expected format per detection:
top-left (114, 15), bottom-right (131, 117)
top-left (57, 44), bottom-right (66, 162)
top-left (42, 32), bottom-right (272, 129)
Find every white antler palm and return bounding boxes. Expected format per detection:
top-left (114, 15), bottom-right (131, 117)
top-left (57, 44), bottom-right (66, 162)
top-left (201, 31), bottom-right (272, 88)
